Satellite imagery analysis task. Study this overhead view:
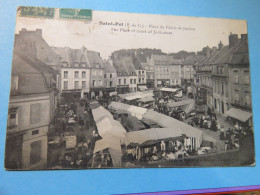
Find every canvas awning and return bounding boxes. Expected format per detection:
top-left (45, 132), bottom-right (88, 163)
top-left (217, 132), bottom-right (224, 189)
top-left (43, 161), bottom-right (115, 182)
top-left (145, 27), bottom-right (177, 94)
top-left (108, 102), bottom-right (148, 120)
top-left (89, 101), bottom-right (100, 109)
top-left (125, 95), bottom-right (142, 101)
top-left (108, 101), bottom-right (131, 111)
top-left (92, 106), bottom-right (113, 123)
top-left (109, 92), bottom-right (118, 96)
top-left (138, 85), bottom-right (148, 91)
top-left (142, 110), bottom-right (216, 144)
top-left (226, 108), bottom-right (252, 123)
top-left (125, 128), bottom-right (184, 147)
top-left (160, 87), bottom-right (179, 93)
top-left (139, 96), bottom-right (155, 103)
top-left (167, 99), bottom-right (194, 108)
top-left (160, 88), bottom-right (182, 97)
top-left (93, 137), bottom-right (122, 167)
top-left (96, 117), bottom-right (126, 139)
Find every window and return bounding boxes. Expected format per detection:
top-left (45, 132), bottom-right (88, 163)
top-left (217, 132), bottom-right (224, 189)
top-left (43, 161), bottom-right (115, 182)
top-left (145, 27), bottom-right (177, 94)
top-left (74, 71), bottom-right (79, 78)
top-left (99, 80), bottom-right (102, 86)
top-left (30, 140), bottom-right (41, 165)
top-left (32, 130), bottom-right (39, 135)
top-left (8, 109), bottom-right (18, 128)
top-left (130, 79), bottom-right (133, 84)
top-left (233, 70), bottom-right (239, 83)
top-left (82, 71), bottom-right (86, 78)
top-left (99, 70), bottom-right (103, 76)
top-left (63, 81), bottom-right (68, 90)
top-left (92, 70), bottom-right (96, 76)
top-left (221, 83), bottom-right (224, 95)
top-left (74, 63), bottom-right (79, 67)
top-left (139, 78), bottom-right (141, 83)
top-left (110, 81), bottom-right (113, 87)
top-left (64, 71), bottom-right (68, 79)
top-left (142, 78), bottom-right (144, 83)
top-left (134, 79), bottom-right (136, 84)
top-left (74, 81), bottom-right (79, 89)
top-left (118, 79), bottom-right (121, 85)
top-left (124, 79), bottom-right (126, 85)
top-left (221, 101), bottom-right (224, 114)
top-left (104, 74), bottom-right (106, 78)
top-left (142, 71), bottom-right (144, 75)
top-left (234, 90), bottom-right (240, 103)
top-left (244, 70), bottom-right (250, 84)
top-left (139, 71), bottom-right (141, 75)
top-left (82, 81), bottom-right (86, 89)
top-left (62, 62), bottom-right (68, 67)
top-left (93, 80), bottom-right (96, 87)
top-left (81, 63), bottom-right (86, 68)
top-left (245, 91), bottom-right (251, 106)
top-left (110, 74), bottom-right (112, 78)
top-left (11, 75), bottom-right (18, 91)
top-left (30, 103), bottom-right (41, 124)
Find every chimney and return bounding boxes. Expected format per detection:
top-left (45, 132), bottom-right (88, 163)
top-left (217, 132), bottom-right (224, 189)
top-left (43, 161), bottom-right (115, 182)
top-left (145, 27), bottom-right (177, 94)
top-left (36, 29), bottom-right (42, 37)
top-left (218, 41), bottom-right (224, 50)
top-left (229, 33), bottom-right (239, 48)
top-left (241, 34), bottom-right (248, 41)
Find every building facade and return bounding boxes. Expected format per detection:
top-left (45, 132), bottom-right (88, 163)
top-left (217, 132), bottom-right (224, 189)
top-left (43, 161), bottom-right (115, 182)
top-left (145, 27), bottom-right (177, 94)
top-left (5, 53), bottom-right (57, 170)
top-left (151, 55), bottom-right (182, 87)
top-left (112, 57), bottom-right (138, 94)
top-left (103, 60), bottom-right (117, 93)
top-left (53, 47), bottom-right (91, 100)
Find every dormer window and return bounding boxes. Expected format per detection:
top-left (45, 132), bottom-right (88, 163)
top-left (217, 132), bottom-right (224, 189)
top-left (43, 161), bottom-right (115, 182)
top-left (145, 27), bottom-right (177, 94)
top-left (74, 63), bottom-right (79, 68)
top-left (62, 62), bottom-right (68, 67)
top-left (81, 63), bottom-right (86, 68)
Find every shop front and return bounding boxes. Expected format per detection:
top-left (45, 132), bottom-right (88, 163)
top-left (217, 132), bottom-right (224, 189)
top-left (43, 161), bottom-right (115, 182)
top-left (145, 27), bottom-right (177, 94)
top-left (117, 85), bottom-right (129, 94)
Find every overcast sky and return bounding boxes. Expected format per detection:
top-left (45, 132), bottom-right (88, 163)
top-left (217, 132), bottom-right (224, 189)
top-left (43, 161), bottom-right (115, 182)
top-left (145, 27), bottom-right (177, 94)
top-left (15, 10), bottom-right (247, 59)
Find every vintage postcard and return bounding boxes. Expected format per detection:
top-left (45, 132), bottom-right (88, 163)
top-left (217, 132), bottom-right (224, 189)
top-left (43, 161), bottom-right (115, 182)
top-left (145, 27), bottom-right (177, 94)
top-left (5, 6), bottom-right (255, 170)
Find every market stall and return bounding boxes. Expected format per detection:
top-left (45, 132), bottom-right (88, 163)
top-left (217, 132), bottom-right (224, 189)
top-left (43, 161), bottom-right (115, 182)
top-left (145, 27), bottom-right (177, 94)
top-left (160, 87), bottom-right (182, 98)
top-left (93, 137), bottom-right (122, 167)
top-left (142, 110), bottom-right (216, 148)
top-left (95, 116), bottom-right (126, 140)
top-left (108, 102), bottom-right (148, 120)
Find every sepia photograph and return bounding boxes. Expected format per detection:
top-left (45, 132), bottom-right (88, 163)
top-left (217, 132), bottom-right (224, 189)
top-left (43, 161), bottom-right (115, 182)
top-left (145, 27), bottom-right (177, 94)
top-left (5, 7), bottom-right (255, 170)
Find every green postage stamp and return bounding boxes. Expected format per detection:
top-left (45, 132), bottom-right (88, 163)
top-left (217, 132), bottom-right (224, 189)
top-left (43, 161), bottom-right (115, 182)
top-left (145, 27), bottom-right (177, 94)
top-left (19, 6), bottom-right (92, 21)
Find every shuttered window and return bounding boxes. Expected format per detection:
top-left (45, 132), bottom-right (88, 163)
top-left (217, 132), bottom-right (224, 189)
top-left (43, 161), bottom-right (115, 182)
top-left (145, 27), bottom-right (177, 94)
top-left (30, 103), bottom-right (41, 124)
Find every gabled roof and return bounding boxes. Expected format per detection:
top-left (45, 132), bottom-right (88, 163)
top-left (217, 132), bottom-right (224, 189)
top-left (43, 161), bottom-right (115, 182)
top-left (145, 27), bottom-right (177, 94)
top-left (230, 41), bottom-right (249, 65)
top-left (86, 50), bottom-right (103, 69)
top-left (198, 39), bottom-right (248, 66)
top-left (132, 56), bottom-right (145, 70)
top-left (52, 47), bottom-right (70, 63)
top-left (11, 53), bottom-right (52, 96)
top-left (103, 61), bottom-right (116, 73)
top-left (183, 55), bottom-right (205, 65)
top-left (122, 57), bottom-right (137, 75)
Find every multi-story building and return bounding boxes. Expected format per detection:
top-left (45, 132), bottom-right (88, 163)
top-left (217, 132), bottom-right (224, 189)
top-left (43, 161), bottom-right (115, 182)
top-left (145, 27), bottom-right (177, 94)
top-left (194, 33), bottom-right (252, 120)
top-left (142, 57), bottom-right (155, 89)
top-left (112, 57), bottom-right (138, 94)
top-left (132, 55), bottom-right (147, 91)
top-left (151, 55), bottom-right (182, 87)
top-left (227, 34), bottom-right (252, 126)
top-left (5, 52), bottom-right (57, 170)
top-left (182, 55), bottom-right (204, 84)
top-left (83, 49), bottom-right (105, 99)
top-left (103, 60), bottom-right (117, 94)
top-left (53, 47), bottom-right (91, 101)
